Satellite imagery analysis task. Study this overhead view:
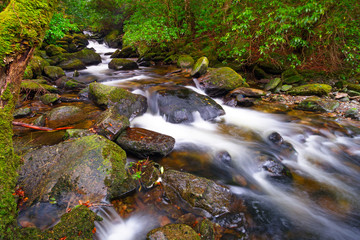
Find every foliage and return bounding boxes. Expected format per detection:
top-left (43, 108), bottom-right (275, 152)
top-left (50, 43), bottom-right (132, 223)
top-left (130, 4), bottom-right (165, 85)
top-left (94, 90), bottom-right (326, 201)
top-left (44, 12), bottom-right (78, 44)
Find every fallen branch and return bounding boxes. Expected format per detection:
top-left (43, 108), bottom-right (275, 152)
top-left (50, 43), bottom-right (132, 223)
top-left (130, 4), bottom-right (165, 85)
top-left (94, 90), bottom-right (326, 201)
top-left (13, 121), bottom-right (74, 131)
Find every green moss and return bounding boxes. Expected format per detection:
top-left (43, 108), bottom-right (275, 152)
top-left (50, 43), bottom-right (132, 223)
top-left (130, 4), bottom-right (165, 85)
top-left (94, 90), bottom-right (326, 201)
top-left (191, 56), bottom-right (209, 77)
top-left (21, 80), bottom-right (58, 93)
top-left (0, 0), bottom-right (59, 66)
top-left (205, 67), bottom-right (249, 90)
top-left (108, 58), bottom-right (138, 70)
top-left (288, 84), bottom-right (332, 96)
top-left (28, 56), bottom-right (50, 78)
top-left (177, 55), bottom-right (194, 69)
top-left (39, 93), bottom-right (59, 105)
top-left (23, 65), bottom-right (33, 79)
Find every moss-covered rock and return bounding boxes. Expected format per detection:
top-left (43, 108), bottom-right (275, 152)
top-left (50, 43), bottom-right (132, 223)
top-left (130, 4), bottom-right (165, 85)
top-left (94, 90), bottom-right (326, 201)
top-left (162, 170), bottom-right (233, 217)
top-left (46, 106), bottom-right (83, 128)
top-left (288, 84), bottom-right (332, 96)
top-left (21, 80), bottom-right (58, 94)
top-left (28, 56), bottom-right (50, 78)
top-left (228, 87), bottom-right (265, 98)
top-left (89, 82), bottom-right (147, 119)
top-left (23, 65), bottom-right (33, 79)
top-left (43, 66), bottom-right (65, 80)
top-left (104, 30), bottom-right (122, 48)
top-left (191, 56), bottom-right (209, 77)
top-left (39, 93), bottom-right (60, 105)
top-left (33, 114), bottom-right (46, 126)
top-left (177, 55), bottom-right (194, 69)
top-left (198, 67), bottom-right (249, 97)
top-left (147, 224), bottom-right (200, 240)
top-left (347, 83), bottom-right (360, 92)
top-left (18, 135), bottom-right (136, 209)
top-left (258, 60), bottom-right (284, 74)
top-left (65, 48), bottom-right (102, 65)
top-left (116, 127), bottom-right (175, 158)
top-left (345, 108), bottom-right (359, 119)
top-left (297, 96), bottom-right (339, 112)
top-left (55, 76), bottom-right (86, 90)
top-left (93, 106), bottom-right (130, 141)
top-left (13, 107), bottom-right (32, 118)
top-left (108, 58), bottom-right (138, 70)
top-left (45, 44), bottom-right (66, 56)
top-left (58, 58), bottom-right (86, 70)
top-left (264, 78), bottom-right (282, 91)
top-left (281, 68), bottom-right (304, 84)
top-left (111, 46), bottom-right (139, 58)
top-left (253, 65), bottom-right (270, 79)
top-left (63, 129), bottom-right (95, 140)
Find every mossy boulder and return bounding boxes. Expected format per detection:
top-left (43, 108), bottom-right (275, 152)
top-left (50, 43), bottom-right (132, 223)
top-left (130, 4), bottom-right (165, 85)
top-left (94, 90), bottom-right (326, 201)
top-left (63, 129), bottom-right (95, 140)
top-left (65, 48), bottom-right (102, 65)
top-left (89, 82), bottom-right (147, 119)
top-left (191, 56), bottom-right (209, 77)
top-left (147, 224), bottom-right (200, 240)
top-left (55, 76), bottom-right (86, 90)
top-left (23, 65), bottom-right (33, 79)
top-left (108, 58), bottom-right (139, 70)
top-left (93, 106), bottom-right (130, 141)
top-left (162, 170), bottom-right (233, 217)
top-left (58, 58), bottom-right (86, 71)
top-left (39, 93), bottom-right (60, 105)
top-left (116, 127), bottom-right (175, 158)
top-left (198, 67), bottom-right (249, 97)
top-left (281, 68), bottom-right (304, 84)
top-left (45, 44), bottom-right (66, 56)
top-left (258, 60), bottom-right (284, 74)
top-left (148, 86), bottom-right (225, 123)
top-left (177, 55), bottom-right (195, 69)
top-left (18, 135), bottom-right (136, 208)
top-left (264, 78), bottom-right (282, 91)
top-left (28, 56), bottom-right (50, 78)
top-left (43, 66), bottom-right (65, 80)
top-left (45, 106), bottom-right (88, 128)
top-left (21, 80), bottom-right (58, 94)
top-left (13, 107), bottom-right (32, 118)
top-left (346, 83), bottom-right (360, 92)
top-left (297, 96), bottom-right (339, 112)
top-left (111, 46), bottom-right (139, 58)
top-left (288, 84), bottom-right (332, 96)
top-left (72, 33), bottom-right (89, 49)
top-left (104, 30), bottom-right (122, 48)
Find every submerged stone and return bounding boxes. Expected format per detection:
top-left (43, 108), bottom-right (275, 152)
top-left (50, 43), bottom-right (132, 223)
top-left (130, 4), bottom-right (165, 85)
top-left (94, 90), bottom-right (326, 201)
top-left (297, 96), bottom-right (339, 112)
top-left (13, 107), bottom-right (32, 118)
top-left (116, 127), bottom-right (175, 158)
top-left (147, 224), bottom-right (200, 240)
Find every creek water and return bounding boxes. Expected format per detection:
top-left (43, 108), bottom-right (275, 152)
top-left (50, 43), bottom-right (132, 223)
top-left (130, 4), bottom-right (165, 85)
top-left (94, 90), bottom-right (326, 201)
top-left (17, 40), bottom-right (360, 239)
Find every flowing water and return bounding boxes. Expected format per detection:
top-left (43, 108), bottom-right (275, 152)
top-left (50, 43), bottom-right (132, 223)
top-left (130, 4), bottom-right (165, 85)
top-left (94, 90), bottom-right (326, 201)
top-left (24, 40), bottom-right (360, 239)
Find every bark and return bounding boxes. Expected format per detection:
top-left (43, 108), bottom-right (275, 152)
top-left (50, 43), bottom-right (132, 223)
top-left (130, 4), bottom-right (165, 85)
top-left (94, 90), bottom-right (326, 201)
top-left (0, 0), bottom-right (59, 237)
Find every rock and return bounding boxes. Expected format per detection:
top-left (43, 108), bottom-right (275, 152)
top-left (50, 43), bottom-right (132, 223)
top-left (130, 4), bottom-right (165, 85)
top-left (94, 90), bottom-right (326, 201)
top-left (55, 76), bottom-right (86, 90)
top-left (108, 58), bottom-right (139, 70)
top-left (196, 218), bottom-right (215, 240)
top-left (89, 82), bottom-right (147, 119)
top-left (65, 48), bottom-right (102, 65)
top-left (162, 170), bottom-right (233, 217)
top-left (46, 106), bottom-right (84, 128)
top-left (18, 135), bottom-right (136, 208)
top-left (13, 107), bottom-right (32, 118)
top-left (63, 129), bottom-right (95, 140)
top-left (43, 66), bottom-right (65, 80)
top-left (267, 132), bottom-right (297, 161)
top-left (191, 56), bottom-right (209, 77)
top-left (21, 80), bottom-right (58, 94)
top-left (346, 83), bottom-right (360, 92)
top-left (73, 70), bottom-right (80, 77)
top-left (228, 87), bottom-right (265, 98)
top-left (281, 85), bottom-right (292, 91)
top-left (111, 46), bottom-right (139, 58)
top-left (104, 30), bottom-right (122, 48)
top-left (345, 108), bottom-right (359, 119)
top-left (93, 106), bottom-right (130, 141)
top-left (258, 61), bottom-right (284, 74)
top-left (58, 58), bottom-right (86, 70)
top-left (23, 65), bottom-right (33, 79)
top-left (297, 96), bottom-right (339, 112)
top-left (72, 33), bottom-right (89, 49)
top-left (115, 128), bottom-right (175, 158)
top-left (33, 115), bottom-right (46, 127)
top-left (253, 65), bottom-right (270, 79)
top-left (281, 69), bottom-right (304, 84)
top-left (45, 44), bottom-right (66, 56)
top-left (28, 56), bottom-right (50, 78)
top-left (198, 67), bottom-right (249, 97)
top-left (177, 55), bottom-right (194, 69)
top-left (148, 86), bottom-right (225, 123)
top-left (236, 95), bottom-right (256, 107)
top-left (261, 158), bottom-right (292, 181)
top-left (39, 93), bottom-right (60, 105)
top-left (348, 90), bottom-right (360, 96)
top-left (288, 84), bottom-right (332, 96)
top-left (264, 78), bottom-right (282, 91)
top-left (147, 224), bottom-right (200, 240)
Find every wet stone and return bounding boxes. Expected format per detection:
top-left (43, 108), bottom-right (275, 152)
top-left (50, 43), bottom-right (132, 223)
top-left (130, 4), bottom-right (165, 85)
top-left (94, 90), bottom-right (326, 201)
top-left (147, 224), bottom-right (201, 240)
top-left (116, 128), bottom-right (175, 158)
top-left (13, 107), bottom-right (32, 118)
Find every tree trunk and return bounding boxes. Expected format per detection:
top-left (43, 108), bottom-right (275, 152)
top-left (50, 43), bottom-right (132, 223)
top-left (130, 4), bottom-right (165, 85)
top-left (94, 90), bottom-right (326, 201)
top-left (0, 0), bottom-right (58, 237)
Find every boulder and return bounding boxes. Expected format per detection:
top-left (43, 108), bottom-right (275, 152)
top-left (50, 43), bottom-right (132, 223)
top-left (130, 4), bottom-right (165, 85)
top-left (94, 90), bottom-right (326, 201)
top-left (28, 56), bottom-right (50, 78)
top-left (261, 157), bottom-right (293, 182)
top-left (108, 58), bottom-right (139, 70)
top-left (148, 86), bottom-right (225, 123)
top-left (198, 67), bottom-right (249, 97)
top-left (33, 115), bottom-right (46, 127)
top-left (111, 46), bottom-right (139, 58)
top-left (115, 128), bottom-right (175, 158)
top-left (147, 224), bottom-right (200, 240)
top-left (258, 61), bottom-right (284, 74)
top-left (46, 106), bottom-right (84, 128)
top-left (13, 107), bottom-right (32, 118)
top-left (93, 106), bottom-right (130, 141)
top-left (39, 93), bottom-right (60, 105)
top-left (72, 33), bottom-right (89, 49)
top-left (288, 84), bottom-right (332, 96)
top-left (18, 135), bottom-right (136, 208)
top-left (281, 68), bottom-right (304, 84)
top-left (191, 56), bottom-right (209, 77)
top-left (177, 55), bottom-right (194, 69)
top-left (43, 66), bottom-right (65, 80)
top-left (297, 96), bottom-right (339, 112)
top-left (45, 44), bottom-right (66, 56)
top-left (55, 76), bottom-right (86, 90)
top-left (228, 87), bottom-right (265, 98)
top-left (162, 170), bottom-right (233, 217)
top-left (264, 78), bottom-right (282, 91)
top-left (104, 30), bottom-right (122, 48)
top-left (23, 65), bottom-right (33, 79)
top-left (58, 58), bottom-right (86, 71)
top-left (63, 129), bottom-right (95, 140)
top-left (89, 82), bottom-right (147, 119)
top-left (65, 48), bottom-right (101, 65)
top-left (253, 65), bottom-right (270, 79)
top-left (21, 80), bottom-right (58, 94)
top-left (345, 108), bottom-right (359, 120)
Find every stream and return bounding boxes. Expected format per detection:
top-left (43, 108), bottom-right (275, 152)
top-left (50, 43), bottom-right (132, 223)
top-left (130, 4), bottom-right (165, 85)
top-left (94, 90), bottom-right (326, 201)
top-left (17, 40), bottom-right (360, 239)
